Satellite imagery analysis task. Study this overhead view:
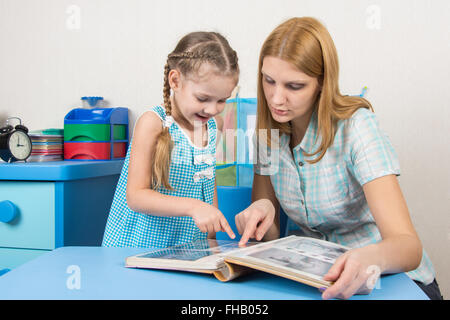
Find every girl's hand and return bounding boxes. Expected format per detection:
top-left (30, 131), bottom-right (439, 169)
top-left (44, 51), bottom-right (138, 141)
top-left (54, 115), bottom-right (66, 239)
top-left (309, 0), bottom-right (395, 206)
top-left (187, 200), bottom-right (235, 239)
top-left (235, 199), bottom-right (275, 246)
top-left (321, 245), bottom-right (382, 300)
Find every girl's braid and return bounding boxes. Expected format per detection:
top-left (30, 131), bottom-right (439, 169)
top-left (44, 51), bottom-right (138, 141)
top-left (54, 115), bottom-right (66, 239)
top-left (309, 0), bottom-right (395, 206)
top-left (163, 51), bottom-right (215, 115)
top-left (163, 62), bottom-right (172, 116)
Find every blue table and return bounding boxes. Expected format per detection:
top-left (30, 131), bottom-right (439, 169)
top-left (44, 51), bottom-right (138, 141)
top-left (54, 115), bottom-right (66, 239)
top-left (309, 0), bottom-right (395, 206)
top-left (0, 246), bottom-right (428, 300)
top-left (0, 160), bottom-right (124, 181)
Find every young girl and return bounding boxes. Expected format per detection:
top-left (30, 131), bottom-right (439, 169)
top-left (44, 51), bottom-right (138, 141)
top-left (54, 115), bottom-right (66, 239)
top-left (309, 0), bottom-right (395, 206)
top-left (235, 17), bottom-right (442, 300)
top-left (102, 31), bottom-right (238, 248)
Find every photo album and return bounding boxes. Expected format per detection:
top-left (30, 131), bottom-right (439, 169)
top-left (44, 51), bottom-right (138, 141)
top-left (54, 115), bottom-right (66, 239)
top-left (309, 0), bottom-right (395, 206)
top-left (125, 235), bottom-right (349, 288)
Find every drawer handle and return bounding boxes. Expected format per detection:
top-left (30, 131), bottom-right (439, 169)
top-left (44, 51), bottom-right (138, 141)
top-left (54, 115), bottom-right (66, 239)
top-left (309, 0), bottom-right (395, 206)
top-left (0, 200), bottom-right (18, 223)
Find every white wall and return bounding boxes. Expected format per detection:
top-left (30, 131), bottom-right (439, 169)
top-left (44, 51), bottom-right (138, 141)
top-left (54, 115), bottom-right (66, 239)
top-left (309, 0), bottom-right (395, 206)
top-left (1, 0), bottom-right (449, 297)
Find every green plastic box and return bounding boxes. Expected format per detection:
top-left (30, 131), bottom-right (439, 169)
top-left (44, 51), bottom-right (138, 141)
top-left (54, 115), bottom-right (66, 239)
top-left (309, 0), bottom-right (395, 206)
top-left (64, 124), bottom-right (127, 142)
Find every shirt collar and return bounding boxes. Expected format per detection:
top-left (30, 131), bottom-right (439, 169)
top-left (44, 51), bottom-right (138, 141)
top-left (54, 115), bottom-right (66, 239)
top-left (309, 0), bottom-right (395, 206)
top-left (295, 108), bottom-right (319, 154)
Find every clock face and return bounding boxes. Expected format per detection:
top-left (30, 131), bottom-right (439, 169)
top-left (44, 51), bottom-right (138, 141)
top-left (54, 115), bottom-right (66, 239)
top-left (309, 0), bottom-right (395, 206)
top-left (8, 130), bottom-right (32, 160)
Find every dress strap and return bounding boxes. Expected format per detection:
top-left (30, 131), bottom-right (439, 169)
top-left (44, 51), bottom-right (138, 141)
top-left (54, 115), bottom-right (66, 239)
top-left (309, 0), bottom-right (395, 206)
top-left (149, 105), bottom-right (167, 122)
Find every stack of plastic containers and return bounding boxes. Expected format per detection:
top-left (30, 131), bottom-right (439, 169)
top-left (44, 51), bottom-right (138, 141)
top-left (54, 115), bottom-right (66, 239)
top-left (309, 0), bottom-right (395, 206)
top-left (216, 95), bottom-right (257, 187)
top-left (63, 107), bottom-right (129, 160)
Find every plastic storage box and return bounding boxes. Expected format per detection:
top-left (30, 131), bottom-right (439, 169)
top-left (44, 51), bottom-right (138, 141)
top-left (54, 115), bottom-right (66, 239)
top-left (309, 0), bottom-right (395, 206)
top-left (216, 96), bottom-right (257, 187)
top-left (64, 107), bottom-right (128, 160)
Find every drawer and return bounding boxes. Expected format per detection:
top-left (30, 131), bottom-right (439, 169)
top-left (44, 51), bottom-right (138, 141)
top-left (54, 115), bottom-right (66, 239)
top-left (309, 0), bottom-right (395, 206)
top-left (0, 181), bottom-right (55, 249)
top-left (64, 124), bottom-right (127, 141)
top-left (0, 247), bottom-right (49, 270)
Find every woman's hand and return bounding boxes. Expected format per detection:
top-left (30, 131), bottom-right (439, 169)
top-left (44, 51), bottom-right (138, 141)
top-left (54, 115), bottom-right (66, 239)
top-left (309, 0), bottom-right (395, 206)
top-left (321, 244), bottom-right (382, 300)
top-left (321, 175), bottom-right (423, 300)
top-left (187, 200), bottom-right (235, 239)
top-left (235, 199), bottom-right (275, 246)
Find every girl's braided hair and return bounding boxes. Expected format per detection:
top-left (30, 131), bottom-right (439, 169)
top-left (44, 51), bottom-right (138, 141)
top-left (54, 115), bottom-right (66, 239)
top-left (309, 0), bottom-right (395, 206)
top-left (152, 32), bottom-right (239, 190)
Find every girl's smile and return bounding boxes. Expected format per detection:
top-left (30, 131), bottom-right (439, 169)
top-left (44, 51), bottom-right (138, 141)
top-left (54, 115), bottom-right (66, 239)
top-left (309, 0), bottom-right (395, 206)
top-left (171, 63), bottom-right (237, 130)
top-left (194, 113), bottom-right (212, 123)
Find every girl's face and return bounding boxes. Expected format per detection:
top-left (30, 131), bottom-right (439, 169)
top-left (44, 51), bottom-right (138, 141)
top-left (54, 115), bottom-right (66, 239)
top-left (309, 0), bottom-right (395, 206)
top-left (170, 63), bottom-right (237, 129)
top-left (261, 56), bottom-right (321, 125)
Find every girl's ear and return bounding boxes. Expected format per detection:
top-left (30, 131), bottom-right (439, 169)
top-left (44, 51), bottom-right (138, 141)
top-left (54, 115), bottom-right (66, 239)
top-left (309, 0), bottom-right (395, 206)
top-left (168, 69), bottom-right (182, 92)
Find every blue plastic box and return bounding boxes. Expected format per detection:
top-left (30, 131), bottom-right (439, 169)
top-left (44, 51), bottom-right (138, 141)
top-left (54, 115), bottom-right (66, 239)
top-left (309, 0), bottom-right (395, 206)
top-left (64, 107), bottom-right (129, 160)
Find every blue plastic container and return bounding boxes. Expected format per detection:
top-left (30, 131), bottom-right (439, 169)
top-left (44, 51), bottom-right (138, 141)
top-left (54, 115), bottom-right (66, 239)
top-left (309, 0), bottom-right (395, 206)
top-left (64, 107), bottom-right (129, 160)
top-left (64, 107), bottom-right (128, 125)
top-left (216, 97), bottom-right (257, 187)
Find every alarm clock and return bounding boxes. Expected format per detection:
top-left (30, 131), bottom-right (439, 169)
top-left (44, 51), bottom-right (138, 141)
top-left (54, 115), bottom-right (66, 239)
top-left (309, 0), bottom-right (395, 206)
top-left (0, 117), bottom-right (32, 163)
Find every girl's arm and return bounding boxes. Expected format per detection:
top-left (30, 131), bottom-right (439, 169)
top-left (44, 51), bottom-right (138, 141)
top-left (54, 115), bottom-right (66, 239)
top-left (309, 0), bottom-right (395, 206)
top-left (207, 180), bottom-right (220, 239)
top-left (126, 111), bottom-right (195, 216)
top-left (235, 173), bottom-right (280, 246)
top-left (208, 115), bottom-right (224, 240)
top-left (322, 174), bottom-right (422, 299)
top-left (126, 111), bottom-right (235, 238)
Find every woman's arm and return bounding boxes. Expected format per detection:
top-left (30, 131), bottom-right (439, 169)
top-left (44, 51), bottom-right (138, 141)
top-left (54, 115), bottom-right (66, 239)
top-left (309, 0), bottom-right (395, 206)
top-left (322, 174), bottom-right (422, 299)
top-left (253, 174), bottom-right (281, 241)
top-left (364, 174), bottom-right (422, 272)
top-left (235, 173), bottom-right (280, 245)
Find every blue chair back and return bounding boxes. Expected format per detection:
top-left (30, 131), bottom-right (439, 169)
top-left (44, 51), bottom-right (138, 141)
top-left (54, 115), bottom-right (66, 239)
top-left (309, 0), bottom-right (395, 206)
top-left (0, 269), bottom-right (10, 277)
top-left (216, 186), bottom-right (288, 241)
top-left (216, 186), bottom-right (252, 241)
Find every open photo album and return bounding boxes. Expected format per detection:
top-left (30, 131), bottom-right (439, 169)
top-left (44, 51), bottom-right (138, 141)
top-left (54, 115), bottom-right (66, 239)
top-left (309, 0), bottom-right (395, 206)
top-left (125, 235), bottom-right (349, 288)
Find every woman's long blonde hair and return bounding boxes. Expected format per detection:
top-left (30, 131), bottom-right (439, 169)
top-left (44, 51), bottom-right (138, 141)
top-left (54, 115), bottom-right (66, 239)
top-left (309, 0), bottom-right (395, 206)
top-left (152, 32), bottom-right (239, 190)
top-left (257, 17), bottom-right (373, 164)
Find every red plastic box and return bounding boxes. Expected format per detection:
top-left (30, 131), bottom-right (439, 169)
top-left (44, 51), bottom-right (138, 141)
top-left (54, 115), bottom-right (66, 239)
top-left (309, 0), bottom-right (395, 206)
top-left (64, 142), bottom-right (126, 160)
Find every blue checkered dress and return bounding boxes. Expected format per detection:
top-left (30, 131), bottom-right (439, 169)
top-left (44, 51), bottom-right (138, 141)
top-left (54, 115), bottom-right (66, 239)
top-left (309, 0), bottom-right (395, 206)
top-left (102, 106), bottom-right (216, 248)
top-left (254, 107), bottom-right (435, 285)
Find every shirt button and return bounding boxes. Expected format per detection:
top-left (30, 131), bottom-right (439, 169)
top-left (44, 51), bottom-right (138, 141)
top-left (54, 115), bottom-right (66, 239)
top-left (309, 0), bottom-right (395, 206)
top-left (298, 161), bottom-right (304, 167)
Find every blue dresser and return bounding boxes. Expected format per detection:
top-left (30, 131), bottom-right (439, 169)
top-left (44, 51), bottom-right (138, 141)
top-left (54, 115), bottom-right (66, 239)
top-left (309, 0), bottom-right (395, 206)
top-left (0, 160), bottom-right (123, 272)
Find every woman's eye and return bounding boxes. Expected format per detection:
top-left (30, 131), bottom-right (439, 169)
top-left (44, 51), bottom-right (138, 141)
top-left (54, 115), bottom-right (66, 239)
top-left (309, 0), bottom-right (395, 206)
top-left (288, 84), bottom-right (304, 90)
top-left (264, 77), bottom-right (275, 84)
top-left (196, 97), bottom-right (208, 102)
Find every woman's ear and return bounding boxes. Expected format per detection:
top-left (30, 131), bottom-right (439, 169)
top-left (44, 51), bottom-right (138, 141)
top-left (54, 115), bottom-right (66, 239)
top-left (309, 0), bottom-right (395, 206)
top-left (168, 69), bottom-right (182, 92)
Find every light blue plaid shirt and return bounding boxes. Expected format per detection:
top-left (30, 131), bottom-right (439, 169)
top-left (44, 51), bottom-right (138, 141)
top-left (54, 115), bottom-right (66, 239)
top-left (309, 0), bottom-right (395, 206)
top-left (254, 107), bottom-right (435, 285)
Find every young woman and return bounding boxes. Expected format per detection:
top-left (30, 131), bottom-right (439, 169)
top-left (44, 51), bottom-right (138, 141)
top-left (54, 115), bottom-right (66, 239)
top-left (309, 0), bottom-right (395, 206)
top-left (235, 17), bottom-right (442, 300)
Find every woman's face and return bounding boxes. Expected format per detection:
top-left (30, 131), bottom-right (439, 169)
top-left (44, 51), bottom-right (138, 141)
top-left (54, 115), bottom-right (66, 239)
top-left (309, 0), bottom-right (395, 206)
top-left (261, 56), bottom-right (321, 124)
